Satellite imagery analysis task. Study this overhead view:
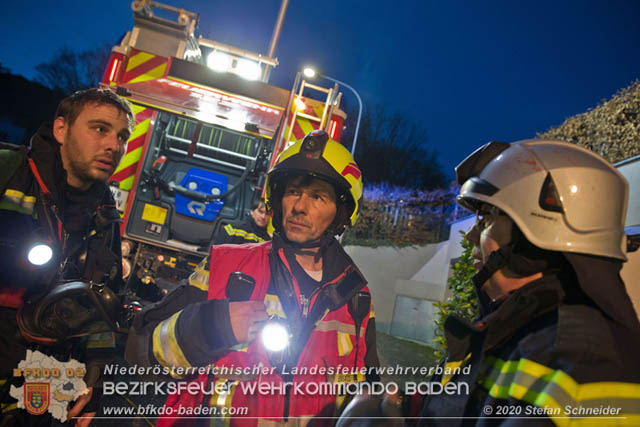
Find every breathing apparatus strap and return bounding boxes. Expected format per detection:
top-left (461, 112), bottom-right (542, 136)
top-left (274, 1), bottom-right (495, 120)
top-left (28, 158), bottom-right (63, 243)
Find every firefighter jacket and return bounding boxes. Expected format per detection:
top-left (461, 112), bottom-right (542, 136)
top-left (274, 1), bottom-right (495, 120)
top-left (416, 271), bottom-right (640, 426)
top-left (0, 125), bottom-right (123, 418)
top-left (125, 233), bottom-right (379, 426)
top-left (212, 215), bottom-right (270, 245)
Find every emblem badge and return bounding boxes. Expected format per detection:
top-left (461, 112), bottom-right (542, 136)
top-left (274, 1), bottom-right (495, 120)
top-left (24, 383), bottom-right (50, 415)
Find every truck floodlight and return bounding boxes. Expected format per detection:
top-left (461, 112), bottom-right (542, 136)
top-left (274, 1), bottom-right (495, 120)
top-left (207, 51), bottom-right (231, 72)
top-left (27, 243), bottom-right (53, 266)
top-left (261, 322), bottom-right (289, 352)
top-left (236, 59), bottom-right (261, 81)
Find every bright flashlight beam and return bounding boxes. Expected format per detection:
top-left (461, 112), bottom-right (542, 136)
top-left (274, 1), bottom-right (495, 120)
top-left (261, 323), bottom-right (289, 352)
top-left (27, 244), bottom-right (53, 266)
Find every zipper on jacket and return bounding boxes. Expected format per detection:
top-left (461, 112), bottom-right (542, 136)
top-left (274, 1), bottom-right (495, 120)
top-left (301, 294), bottom-right (310, 317)
top-left (283, 383), bottom-right (291, 421)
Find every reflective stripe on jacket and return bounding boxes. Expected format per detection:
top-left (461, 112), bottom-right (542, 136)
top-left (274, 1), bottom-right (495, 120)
top-left (418, 275), bottom-right (640, 426)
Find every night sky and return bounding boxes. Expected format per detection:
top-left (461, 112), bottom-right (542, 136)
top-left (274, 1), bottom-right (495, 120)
top-left (1, 0), bottom-right (639, 178)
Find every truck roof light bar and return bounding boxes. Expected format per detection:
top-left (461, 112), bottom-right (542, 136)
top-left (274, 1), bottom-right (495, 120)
top-left (198, 37), bottom-right (278, 67)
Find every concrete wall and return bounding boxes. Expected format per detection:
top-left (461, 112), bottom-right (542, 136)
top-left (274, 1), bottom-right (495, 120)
top-left (621, 243), bottom-right (640, 318)
top-left (616, 155), bottom-right (640, 229)
top-left (344, 244), bottom-right (440, 334)
top-left (343, 218), bottom-right (475, 342)
top-left (616, 155), bottom-right (640, 319)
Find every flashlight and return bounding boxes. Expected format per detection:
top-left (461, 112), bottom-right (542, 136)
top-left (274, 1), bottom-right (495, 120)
top-left (27, 243), bottom-right (53, 266)
top-left (261, 320), bottom-right (290, 352)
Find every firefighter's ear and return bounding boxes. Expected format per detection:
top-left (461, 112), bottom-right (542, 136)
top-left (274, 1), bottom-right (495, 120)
top-left (52, 117), bottom-right (68, 145)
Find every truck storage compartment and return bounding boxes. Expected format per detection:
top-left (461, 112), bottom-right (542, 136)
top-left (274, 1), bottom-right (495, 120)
top-left (126, 111), bottom-right (266, 250)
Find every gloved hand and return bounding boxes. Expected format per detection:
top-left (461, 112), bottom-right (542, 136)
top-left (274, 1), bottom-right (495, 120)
top-left (228, 301), bottom-right (268, 343)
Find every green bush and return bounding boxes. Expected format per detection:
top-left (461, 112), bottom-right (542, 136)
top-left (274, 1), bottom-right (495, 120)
top-left (432, 232), bottom-right (478, 360)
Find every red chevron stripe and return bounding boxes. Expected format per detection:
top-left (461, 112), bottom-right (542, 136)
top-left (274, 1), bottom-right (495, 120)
top-left (124, 55), bottom-right (167, 82)
top-left (125, 134), bottom-right (145, 153)
top-left (112, 163), bottom-right (139, 183)
top-left (292, 119), bottom-right (305, 140)
top-left (135, 108), bottom-right (153, 122)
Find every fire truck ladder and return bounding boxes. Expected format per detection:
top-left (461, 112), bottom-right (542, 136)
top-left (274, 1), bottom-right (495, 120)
top-left (285, 79), bottom-right (341, 144)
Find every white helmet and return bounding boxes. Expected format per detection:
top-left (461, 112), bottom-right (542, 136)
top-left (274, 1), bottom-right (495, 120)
top-left (456, 139), bottom-right (629, 261)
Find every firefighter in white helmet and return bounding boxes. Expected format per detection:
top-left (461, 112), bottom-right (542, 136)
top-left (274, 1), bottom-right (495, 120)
top-left (339, 139), bottom-right (640, 426)
top-left (415, 139), bottom-right (640, 424)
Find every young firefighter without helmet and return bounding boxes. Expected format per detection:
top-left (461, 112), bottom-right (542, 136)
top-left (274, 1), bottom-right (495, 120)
top-left (266, 130), bottom-right (363, 242)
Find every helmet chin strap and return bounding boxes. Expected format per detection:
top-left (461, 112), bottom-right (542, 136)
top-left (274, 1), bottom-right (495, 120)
top-left (472, 248), bottom-right (509, 290)
top-left (278, 232), bottom-right (336, 263)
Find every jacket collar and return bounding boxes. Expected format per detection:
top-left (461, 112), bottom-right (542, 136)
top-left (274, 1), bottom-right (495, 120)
top-left (29, 123), bottom-right (66, 201)
top-left (445, 275), bottom-right (563, 360)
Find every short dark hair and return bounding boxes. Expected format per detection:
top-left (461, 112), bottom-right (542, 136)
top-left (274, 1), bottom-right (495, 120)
top-left (251, 199), bottom-right (266, 211)
top-left (54, 88), bottom-right (135, 132)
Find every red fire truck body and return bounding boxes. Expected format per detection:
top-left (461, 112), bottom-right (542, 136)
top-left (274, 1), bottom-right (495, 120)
top-left (101, 1), bottom-right (347, 299)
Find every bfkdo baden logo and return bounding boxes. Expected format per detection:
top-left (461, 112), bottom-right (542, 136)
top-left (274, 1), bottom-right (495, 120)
top-left (10, 350), bottom-right (88, 422)
top-left (24, 383), bottom-right (50, 415)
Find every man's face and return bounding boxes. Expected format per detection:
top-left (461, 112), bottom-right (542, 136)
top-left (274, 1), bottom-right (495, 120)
top-left (250, 203), bottom-right (270, 228)
top-left (281, 177), bottom-right (337, 244)
top-left (465, 209), bottom-right (513, 297)
top-left (54, 103), bottom-right (131, 190)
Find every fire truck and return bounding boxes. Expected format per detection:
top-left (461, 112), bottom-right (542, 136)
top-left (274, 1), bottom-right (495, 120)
top-left (101, 1), bottom-right (348, 301)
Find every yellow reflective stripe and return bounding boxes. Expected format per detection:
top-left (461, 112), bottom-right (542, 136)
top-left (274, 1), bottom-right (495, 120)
top-left (209, 378), bottom-right (237, 427)
top-left (315, 319), bottom-right (362, 336)
top-left (1, 402), bottom-right (17, 412)
top-left (126, 51), bottom-right (156, 71)
top-left (128, 62), bottom-right (167, 84)
top-left (128, 116), bottom-right (150, 142)
top-left (115, 146), bottom-right (143, 172)
top-left (264, 294), bottom-right (286, 318)
top-left (152, 311), bottom-right (192, 378)
top-left (117, 176), bottom-right (134, 191)
top-left (223, 224), bottom-right (265, 242)
top-left (1, 189), bottom-right (36, 214)
top-left (479, 356), bottom-right (640, 425)
top-left (4, 189), bottom-right (24, 199)
top-left (131, 104), bottom-right (147, 115)
top-left (296, 117), bottom-right (315, 136)
top-left (0, 201), bottom-right (32, 215)
top-left (337, 331), bottom-right (353, 356)
top-left (188, 258), bottom-right (210, 292)
top-left (441, 353), bottom-right (472, 385)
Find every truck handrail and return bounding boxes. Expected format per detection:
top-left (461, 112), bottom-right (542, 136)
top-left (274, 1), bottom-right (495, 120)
top-left (166, 134), bottom-right (259, 161)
